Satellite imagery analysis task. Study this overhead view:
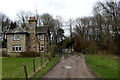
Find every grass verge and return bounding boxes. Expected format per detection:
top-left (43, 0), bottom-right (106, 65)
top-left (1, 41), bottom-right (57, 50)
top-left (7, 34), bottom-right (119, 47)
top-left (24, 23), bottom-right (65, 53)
top-left (69, 52), bottom-right (75, 56)
top-left (85, 54), bottom-right (118, 78)
top-left (32, 55), bottom-right (60, 79)
top-left (2, 57), bottom-right (46, 78)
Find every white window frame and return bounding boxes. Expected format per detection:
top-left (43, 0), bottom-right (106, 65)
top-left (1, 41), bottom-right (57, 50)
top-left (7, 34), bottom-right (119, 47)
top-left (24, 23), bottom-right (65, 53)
top-left (12, 45), bottom-right (15, 52)
top-left (17, 34), bottom-right (20, 40)
top-left (19, 45), bottom-right (21, 52)
top-left (12, 45), bottom-right (22, 52)
top-left (41, 45), bottom-right (44, 52)
top-left (14, 34), bottom-right (16, 40)
top-left (16, 45), bottom-right (18, 52)
top-left (41, 35), bottom-right (44, 40)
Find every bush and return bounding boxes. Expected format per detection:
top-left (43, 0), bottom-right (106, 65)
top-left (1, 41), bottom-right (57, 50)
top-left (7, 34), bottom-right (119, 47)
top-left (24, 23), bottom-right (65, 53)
top-left (49, 45), bottom-right (59, 57)
top-left (106, 41), bottom-right (119, 55)
top-left (2, 50), bottom-right (8, 57)
top-left (1, 48), bottom-right (8, 57)
top-left (20, 51), bottom-right (40, 58)
top-left (87, 40), bottom-right (99, 54)
top-left (41, 52), bottom-right (49, 58)
top-left (74, 35), bottom-right (82, 52)
top-left (82, 48), bottom-right (88, 54)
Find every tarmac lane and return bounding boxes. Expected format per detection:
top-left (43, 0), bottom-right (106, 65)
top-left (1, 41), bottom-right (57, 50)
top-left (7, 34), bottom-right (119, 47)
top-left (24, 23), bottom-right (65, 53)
top-left (43, 54), bottom-right (97, 78)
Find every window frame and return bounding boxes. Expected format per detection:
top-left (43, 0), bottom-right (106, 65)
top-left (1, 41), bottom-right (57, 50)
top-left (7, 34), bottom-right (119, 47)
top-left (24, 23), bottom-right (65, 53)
top-left (41, 45), bottom-right (44, 52)
top-left (19, 45), bottom-right (21, 52)
top-left (14, 34), bottom-right (16, 40)
top-left (41, 35), bottom-right (44, 40)
top-left (17, 34), bottom-right (20, 40)
top-left (16, 45), bottom-right (18, 52)
top-left (12, 45), bottom-right (22, 52)
top-left (12, 45), bottom-right (15, 52)
top-left (14, 34), bottom-right (20, 40)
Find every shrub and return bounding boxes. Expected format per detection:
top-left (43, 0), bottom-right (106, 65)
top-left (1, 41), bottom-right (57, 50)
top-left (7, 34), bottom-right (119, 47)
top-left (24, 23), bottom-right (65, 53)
top-left (2, 50), bottom-right (8, 57)
top-left (74, 34), bottom-right (82, 52)
top-left (2, 51), bottom-right (8, 57)
top-left (41, 52), bottom-right (49, 58)
top-left (20, 51), bottom-right (40, 58)
top-left (87, 40), bottom-right (99, 54)
top-left (106, 41), bottom-right (119, 55)
top-left (49, 45), bottom-right (59, 57)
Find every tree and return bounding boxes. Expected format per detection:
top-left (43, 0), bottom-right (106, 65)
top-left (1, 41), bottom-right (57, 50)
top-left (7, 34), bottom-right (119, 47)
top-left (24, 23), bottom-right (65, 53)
top-left (67, 18), bottom-right (75, 51)
top-left (73, 1), bottom-right (120, 54)
top-left (57, 28), bottom-right (64, 43)
top-left (10, 21), bottom-right (17, 29)
top-left (0, 12), bottom-right (11, 41)
top-left (94, 1), bottom-right (120, 54)
top-left (74, 34), bottom-right (82, 52)
top-left (40, 13), bottom-right (54, 26)
top-left (40, 13), bottom-right (55, 44)
top-left (62, 37), bottom-right (71, 49)
top-left (53, 16), bottom-right (64, 45)
top-left (40, 13), bottom-right (65, 45)
top-left (17, 10), bottom-right (34, 28)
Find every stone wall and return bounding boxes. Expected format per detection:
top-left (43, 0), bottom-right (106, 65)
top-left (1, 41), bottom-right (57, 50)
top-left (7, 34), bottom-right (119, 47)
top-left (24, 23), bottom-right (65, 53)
top-left (7, 34), bottom-right (27, 56)
top-left (28, 23), bottom-right (37, 52)
top-left (0, 48), bottom-right (7, 56)
top-left (37, 33), bottom-right (50, 52)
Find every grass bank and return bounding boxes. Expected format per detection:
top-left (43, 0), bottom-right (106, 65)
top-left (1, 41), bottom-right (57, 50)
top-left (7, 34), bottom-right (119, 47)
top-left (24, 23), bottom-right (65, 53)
top-left (33, 55), bottom-right (60, 79)
top-left (2, 57), bottom-right (46, 78)
top-left (85, 54), bottom-right (118, 78)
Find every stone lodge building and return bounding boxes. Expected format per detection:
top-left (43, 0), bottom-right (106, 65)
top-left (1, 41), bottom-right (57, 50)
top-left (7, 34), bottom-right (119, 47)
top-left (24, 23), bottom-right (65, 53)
top-left (6, 17), bottom-right (50, 56)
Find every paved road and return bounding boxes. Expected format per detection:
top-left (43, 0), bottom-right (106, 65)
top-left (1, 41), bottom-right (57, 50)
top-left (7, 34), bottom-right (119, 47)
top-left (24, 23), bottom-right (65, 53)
top-left (44, 54), bottom-right (97, 78)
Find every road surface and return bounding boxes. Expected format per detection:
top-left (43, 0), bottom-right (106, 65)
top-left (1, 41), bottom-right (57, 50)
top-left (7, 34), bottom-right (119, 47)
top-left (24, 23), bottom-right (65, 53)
top-left (44, 54), bottom-right (97, 78)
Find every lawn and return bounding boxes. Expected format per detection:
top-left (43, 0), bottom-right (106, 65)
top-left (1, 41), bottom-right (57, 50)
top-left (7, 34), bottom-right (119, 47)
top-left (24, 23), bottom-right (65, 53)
top-left (33, 55), bottom-right (60, 78)
top-left (2, 57), bottom-right (47, 78)
top-left (85, 54), bottom-right (118, 78)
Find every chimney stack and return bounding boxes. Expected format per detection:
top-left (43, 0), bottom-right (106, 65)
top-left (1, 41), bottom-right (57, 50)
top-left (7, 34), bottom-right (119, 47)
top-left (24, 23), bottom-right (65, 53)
top-left (28, 17), bottom-right (37, 24)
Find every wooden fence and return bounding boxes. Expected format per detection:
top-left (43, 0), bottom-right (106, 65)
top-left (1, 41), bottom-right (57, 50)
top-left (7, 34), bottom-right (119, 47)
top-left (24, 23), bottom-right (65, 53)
top-left (24, 55), bottom-right (50, 79)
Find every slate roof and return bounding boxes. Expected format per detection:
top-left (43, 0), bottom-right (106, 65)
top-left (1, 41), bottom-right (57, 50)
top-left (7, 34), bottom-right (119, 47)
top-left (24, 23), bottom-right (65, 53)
top-left (36, 26), bottom-right (49, 34)
top-left (6, 26), bottom-right (29, 35)
top-left (6, 26), bottom-right (49, 35)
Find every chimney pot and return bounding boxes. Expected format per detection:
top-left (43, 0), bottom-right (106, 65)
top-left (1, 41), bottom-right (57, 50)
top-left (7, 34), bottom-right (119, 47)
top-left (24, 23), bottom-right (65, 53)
top-left (30, 17), bottom-right (36, 20)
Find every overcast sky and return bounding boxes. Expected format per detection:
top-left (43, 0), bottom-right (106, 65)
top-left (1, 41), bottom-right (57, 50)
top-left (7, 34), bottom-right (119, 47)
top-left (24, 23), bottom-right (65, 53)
top-left (0, 0), bottom-right (101, 21)
top-left (3, 0), bottom-right (117, 36)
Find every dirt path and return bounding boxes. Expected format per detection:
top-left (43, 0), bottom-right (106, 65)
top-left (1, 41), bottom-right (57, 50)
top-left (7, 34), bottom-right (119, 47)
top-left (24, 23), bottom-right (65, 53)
top-left (44, 54), bottom-right (97, 78)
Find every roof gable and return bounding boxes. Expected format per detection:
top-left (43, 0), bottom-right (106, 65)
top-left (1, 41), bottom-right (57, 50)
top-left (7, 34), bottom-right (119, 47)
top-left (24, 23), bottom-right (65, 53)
top-left (36, 26), bottom-right (49, 34)
top-left (6, 26), bottom-right (29, 34)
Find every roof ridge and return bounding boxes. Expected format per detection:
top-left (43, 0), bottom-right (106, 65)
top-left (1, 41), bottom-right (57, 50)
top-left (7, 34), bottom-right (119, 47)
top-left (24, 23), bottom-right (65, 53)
top-left (19, 26), bottom-right (26, 32)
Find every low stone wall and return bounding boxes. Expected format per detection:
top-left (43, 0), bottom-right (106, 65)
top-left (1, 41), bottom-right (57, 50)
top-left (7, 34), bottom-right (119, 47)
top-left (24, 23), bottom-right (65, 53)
top-left (0, 48), bottom-right (7, 56)
top-left (8, 52), bottom-right (20, 57)
top-left (0, 48), bottom-right (7, 53)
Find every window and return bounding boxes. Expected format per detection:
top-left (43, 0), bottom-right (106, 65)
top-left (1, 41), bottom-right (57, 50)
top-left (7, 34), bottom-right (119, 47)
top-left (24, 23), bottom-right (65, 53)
top-left (16, 45), bottom-right (18, 52)
top-left (17, 34), bottom-right (20, 40)
top-left (14, 34), bottom-right (16, 40)
top-left (12, 45), bottom-right (15, 52)
top-left (41, 45), bottom-right (44, 52)
top-left (12, 45), bottom-right (22, 52)
top-left (19, 45), bottom-right (21, 52)
top-left (41, 35), bottom-right (44, 40)
top-left (14, 34), bottom-right (20, 40)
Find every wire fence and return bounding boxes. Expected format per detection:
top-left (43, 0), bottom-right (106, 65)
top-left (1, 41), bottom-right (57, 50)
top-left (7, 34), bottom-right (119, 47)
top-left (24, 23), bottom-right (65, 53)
top-left (2, 55), bottom-right (49, 79)
top-left (24, 55), bottom-right (49, 79)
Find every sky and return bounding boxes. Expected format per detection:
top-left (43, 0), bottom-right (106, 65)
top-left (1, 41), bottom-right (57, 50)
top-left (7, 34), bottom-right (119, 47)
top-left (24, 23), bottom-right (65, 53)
top-left (0, 0), bottom-right (100, 21)
top-left (0, 0), bottom-right (111, 36)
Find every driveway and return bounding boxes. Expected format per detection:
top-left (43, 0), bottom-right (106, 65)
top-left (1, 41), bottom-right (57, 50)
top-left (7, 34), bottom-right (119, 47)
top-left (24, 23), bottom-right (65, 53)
top-left (43, 54), bottom-right (97, 78)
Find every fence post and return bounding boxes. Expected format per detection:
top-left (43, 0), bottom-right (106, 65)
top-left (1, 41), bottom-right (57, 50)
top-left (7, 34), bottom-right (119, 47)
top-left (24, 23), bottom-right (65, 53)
top-left (49, 53), bottom-right (51, 62)
top-left (41, 53), bottom-right (42, 67)
top-left (24, 65), bottom-right (28, 80)
top-left (44, 53), bottom-right (46, 62)
top-left (33, 59), bottom-right (35, 73)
